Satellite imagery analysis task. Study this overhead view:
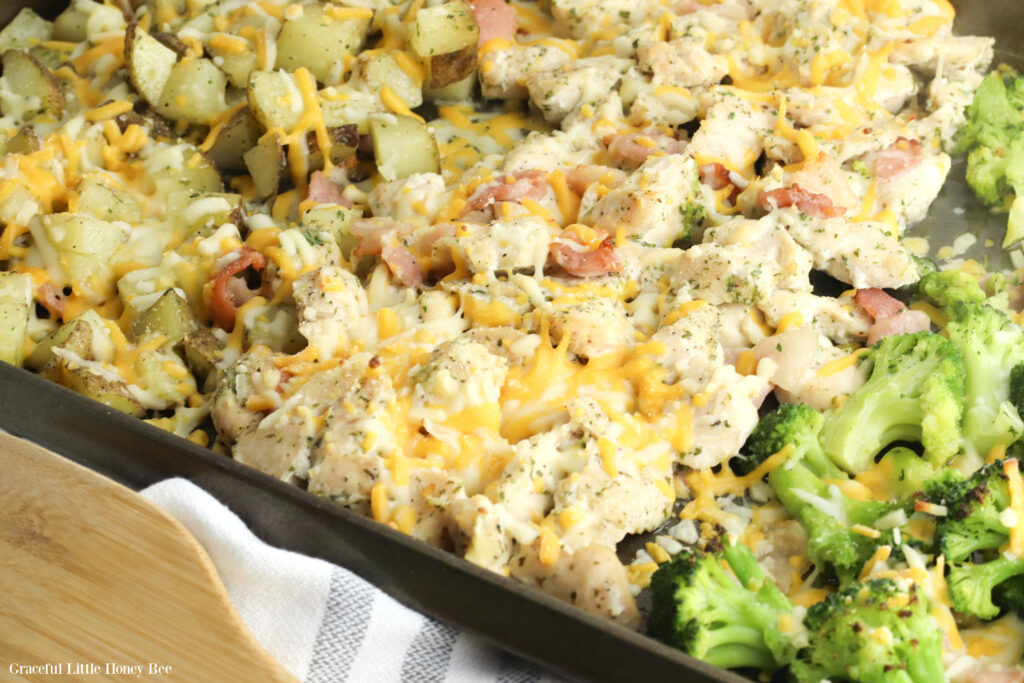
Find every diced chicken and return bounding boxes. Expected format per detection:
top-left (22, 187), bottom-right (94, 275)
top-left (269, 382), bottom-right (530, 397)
top-left (293, 265), bottom-right (374, 358)
top-left (448, 495), bottom-right (516, 572)
top-left (548, 295), bottom-right (637, 359)
top-left (637, 38), bottom-right (728, 88)
top-left (368, 173), bottom-right (447, 226)
top-left (526, 57), bottom-right (633, 123)
top-left (787, 152), bottom-right (860, 213)
top-left (759, 290), bottom-right (871, 345)
top-left (460, 216), bottom-right (554, 275)
top-left (585, 154), bottom-right (703, 247)
top-left (479, 45), bottom-right (572, 100)
top-left (688, 96), bottom-right (773, 177)
top-left (233, 361), bottom-right (365, 484)
top-left (508, 542), bottom-right (640, 628)
top-left (307, 360), bottom-right (399, 512)
top-left (413, 336), bottom-right (509, 413)
top-left (753, 328), bottom-right (869, 411)
top-left (780, 212), bottom-right (919, 289)
top-left (871, 149), bottom-right (951, 225)
top-left (211, 348), bottom-right (284, 443)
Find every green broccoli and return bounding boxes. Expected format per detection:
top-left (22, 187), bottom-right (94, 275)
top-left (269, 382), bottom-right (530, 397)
top-left (791, 578), bottom-right (945, 683)
top-left (943, 303), bottom-right (1024, 457)
top-left (647, 538), bottom-right (797, 673)
top-left (736, 403), bottom-right (908, 584)
top-left (994, 573), bottom-right (1024, 618)
top-left (926, 459), bottom-right (1024, 619)
top-left (918, 270), bottom-right (987, 309)
top-left (818, 331), bottom-right (965, 473)
top-left (953, 69), bottom-right (1024, 247)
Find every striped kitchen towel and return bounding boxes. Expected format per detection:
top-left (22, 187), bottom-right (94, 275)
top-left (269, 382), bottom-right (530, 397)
top-left (142, 479), bottom-right (563, 683)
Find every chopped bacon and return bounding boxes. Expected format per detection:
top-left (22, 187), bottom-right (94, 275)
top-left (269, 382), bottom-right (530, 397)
top-left (699, 162), bottom-right (732, 191)
top-left (855, 288), bottom-right (931, 345)
top-left (35, 282), bottom-right (65, 320)
top-left (461, 169), bottom-right (548, 216)
top-left (210, 246), bottom-right (266, 331)
top-left (549, 231), bottom-right (621, 278)
top-left (565, 165), bottom-right (627, 195)
top-left (758, 183), bottom-right (846, 218)
top-left (350, 217), bottom-right (416, 257)
top-left (306, 170), bottom-right (353, 207)
top-left (964, 667), bottom-right (1024, 683)
top-left (865, 309), bottom-right (932, 346)
top-left (382, 243), bottom-right (425, 287)
top-left (863, 138), bottom-right (924, 180)
top-left (607, 131), bottom-right (686, 170)
top-left (855, 287), bottom-right (907, 320)
top-left (469, 0), bottom-right (518, 45)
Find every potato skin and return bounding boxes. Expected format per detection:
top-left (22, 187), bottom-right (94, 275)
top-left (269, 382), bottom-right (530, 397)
top-left (429, 44), bottom-right (478, 88)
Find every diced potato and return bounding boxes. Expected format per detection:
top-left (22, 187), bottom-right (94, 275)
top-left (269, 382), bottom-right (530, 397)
top-left (247, 69), bottom-right (304, 132)
top-left (368, 113), bottom-right (440, 181)
top-left (134, 346), bottom-right (196, 407)
top-left (301, 205), bottom-right (362, 259)
top-left (0, 8), bottom-right (52, 54)
top-left (156, 58), bottom-right (229, 125)
top-left (125, 23), bottom-right (179, 109)
top-left (359, 52), bottom-right (423, 109)
top-left (306, 126), bottom-right (359, 173)
top-left (319, 87), bottom-right (382, 133)
top-left (28, 310), bottom-right (110, 371)
top-left (147, 301), bottom-right (193, 343)
top-left (1, 50), bottom-right (65, 119)
top-left (206, 107), bottom-right (262, 173)
top-left (207, 33), bottom-right (258, 88)
top-left (148, 145), bottom-right (224, 198)
top-left (427, 45), bottom-right (477, 88)
top-left (52, 5), bottom-right (88, 42)
top-left (31, 214), bottom-right (129, 300)
top-left (244, 304), bottom-right (305, 353)
top-left (424, 72), bottom-right (477, 103)
top-left (56, 360), bottom-right (146, 417)
top-left (0, 183), bottom-right (39, 227)
top-left (5, 126), bottom-right (40, 155)
top-left (0, 272), bottom-right (32, 367)
top-left (244, 133), bottom-right (285, 199)
top-left (275, 5), bottom-right (371, 85)
top-left (166, 191), bottom-right (243, 236)
top-left (409, 1), bottom-right (479, 58)
top-left (77, 179), bottom-right (142, 223)
top-left (183, 327), bottom-right (223, 384)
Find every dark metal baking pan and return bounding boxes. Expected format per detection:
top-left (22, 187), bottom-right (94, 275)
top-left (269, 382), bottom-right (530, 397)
top-left (1, 0), bottom-right (1022, 681)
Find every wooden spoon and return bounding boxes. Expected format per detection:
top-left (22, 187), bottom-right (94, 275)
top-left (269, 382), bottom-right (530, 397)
top-left (0, 433), bottom-right (295, 681)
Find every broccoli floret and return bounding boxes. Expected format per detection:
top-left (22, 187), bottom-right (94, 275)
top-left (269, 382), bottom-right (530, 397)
top-left (1010, 362), bottom-right (1024, 420)
top-left (954, 69), bottom-right (1024, 247)
top-left (944, 303), bottom-right (1024, 457)
top-left (791, 578), bottom-right (944, 683)
top-left (877, 446), bottom-right (938, 499)
top-left (819, 331), bottom-right (965, 473)
top-left (918, 270), bottom-right (987, 309)
top-left (994, 573), bottom-right (1024, 618)
top-left (648, 539), bottom-right (797, 673)
top-left (926, 460), bottom-right (1024, 619)
top-left (737, 404), bottom-right (908, 584)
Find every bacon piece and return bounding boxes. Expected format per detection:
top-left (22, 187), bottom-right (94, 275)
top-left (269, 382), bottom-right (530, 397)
top-left (758, 183), bottom-right (846, 218)
top-left (854, 287), bottom-right (907, 320)
top-left (855, 288), bottom-right (930, 345)
top-left (865, 309), bottom-right (931, 346)
top-left (607, 131), bottom-right (686, 170)
top-left (306, 170), bottom-right (353, 207)
top-left (35, 282), bottom-right (65, 320)
top-left (350, 217), bottom-right (416, 257)
top-left (549, 231), bottom-right (621, 278)
top-left (863, 138), bottom-right (923, 180)
top-left (565, 165), bottom-right (627, 195)
top-left (964, 667), bottom-right (1024, 683)
top-left (461, 170), bottom-right (547, 216)
top-left (469, 0), bottom-right (518, 45)
top-left (210, 246), bottom-right (266, 331)
top-left (382, 243), bottom-right (425, 287)
top-left (698, 162), bottom-right (732, 191)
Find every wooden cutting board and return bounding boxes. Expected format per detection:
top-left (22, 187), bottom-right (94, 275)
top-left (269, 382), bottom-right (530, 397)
top-left (0, 433), bottom-right (296, 682)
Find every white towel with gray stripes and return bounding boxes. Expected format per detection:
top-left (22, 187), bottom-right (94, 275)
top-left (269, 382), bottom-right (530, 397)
top-left (142, 478), bottom-right (562, 683)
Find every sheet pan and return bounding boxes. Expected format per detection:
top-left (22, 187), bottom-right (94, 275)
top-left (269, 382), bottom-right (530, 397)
top-left (0, 0), bottom-right (1021, 680)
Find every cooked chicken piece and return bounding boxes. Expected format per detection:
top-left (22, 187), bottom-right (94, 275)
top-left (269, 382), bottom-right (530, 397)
top-left (479, 45), bottom-right (572, 100)
top-left (233, 360), bottom-right (366, 484)
top-left (758, 290), bottom-right (871, 345)
top-left (413, 336), bottom-right (510, 412)
top-left (584, 154), bottom-right (703, 247)
top-left (637, 38), bottom-right (728, 88)
top-left (526, 57), bottom-right (633, 123)
top-left (293, 265), bottom-right (374, 359)
top-left (548, 295), bottom-right (637, 359)
top-left (368, 173), bottom-right (448, 226)
top-left (688, 96), bottom-right (773, 177)
top-left (211, 348), bottom-right (284, 444)
top-left (779, 211), bottom-right (919, 289)
top-left (460, 216), bottom-right (555, 275)
top-left (509, 542), bottom-right (641, 628)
